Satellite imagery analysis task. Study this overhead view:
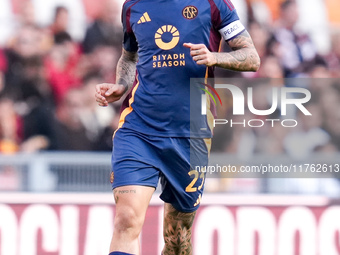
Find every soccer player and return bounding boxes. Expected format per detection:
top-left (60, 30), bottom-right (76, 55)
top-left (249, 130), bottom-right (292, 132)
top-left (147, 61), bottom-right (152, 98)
top-left (95, 0), bottom-right (260, 254)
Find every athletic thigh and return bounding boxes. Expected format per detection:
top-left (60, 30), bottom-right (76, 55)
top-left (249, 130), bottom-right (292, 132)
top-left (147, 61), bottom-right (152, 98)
top-left (110, 185), bottom-right (155, 254)
top-left (113, 185), bottom-right (155, 217)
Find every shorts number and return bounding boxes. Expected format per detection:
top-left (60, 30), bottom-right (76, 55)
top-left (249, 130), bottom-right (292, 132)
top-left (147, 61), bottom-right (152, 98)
top-left (185, 170), bottom-right (205, 192)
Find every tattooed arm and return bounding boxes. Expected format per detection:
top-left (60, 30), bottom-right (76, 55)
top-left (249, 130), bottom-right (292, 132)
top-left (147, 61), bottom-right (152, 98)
top-left (183, 31), bottom-right (260, 72)
top-left (116, 48), bottom-right (138, 91)
top-left (95, 48), bottom-right (138, 106)
top-left (215, 31), bottom-right (260, 71)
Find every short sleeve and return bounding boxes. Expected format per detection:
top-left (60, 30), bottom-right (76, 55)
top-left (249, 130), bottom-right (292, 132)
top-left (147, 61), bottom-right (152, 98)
top-left (122, 2), bottom-right (138, 52)
top-left (213, 0), bottom-right (246, 41)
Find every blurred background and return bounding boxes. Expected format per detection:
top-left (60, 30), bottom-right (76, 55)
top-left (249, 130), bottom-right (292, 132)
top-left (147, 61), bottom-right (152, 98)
top-left (1, 0), bottom-right (340, 254)
top-left (0, 0), bottom-right (339, 194)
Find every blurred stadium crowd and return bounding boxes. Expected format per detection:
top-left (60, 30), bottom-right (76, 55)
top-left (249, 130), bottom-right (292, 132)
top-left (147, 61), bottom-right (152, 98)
top-left (0, 0), bottom-right (339, 158)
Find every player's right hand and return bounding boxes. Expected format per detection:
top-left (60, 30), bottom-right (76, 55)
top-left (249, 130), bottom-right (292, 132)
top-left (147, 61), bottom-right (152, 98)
top-left (95, 83), bottom-right (127, 107)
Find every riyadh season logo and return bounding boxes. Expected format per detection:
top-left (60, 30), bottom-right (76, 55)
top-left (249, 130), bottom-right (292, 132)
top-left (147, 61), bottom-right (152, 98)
top-left (200, 84), bottom-right (312, 128)
top-left (155, 25), bottom-right (180, 50)
top-left (153, 25), bottom-right (186, 68)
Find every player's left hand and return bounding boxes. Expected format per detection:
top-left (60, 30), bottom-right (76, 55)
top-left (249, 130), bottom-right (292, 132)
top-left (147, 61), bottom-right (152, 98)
top-left (183, 43), bottom-right (217, 67)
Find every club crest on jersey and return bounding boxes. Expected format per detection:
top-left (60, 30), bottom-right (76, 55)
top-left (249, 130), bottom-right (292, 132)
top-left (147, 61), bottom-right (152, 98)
top-left (182, 6), bottom-right (198, 20)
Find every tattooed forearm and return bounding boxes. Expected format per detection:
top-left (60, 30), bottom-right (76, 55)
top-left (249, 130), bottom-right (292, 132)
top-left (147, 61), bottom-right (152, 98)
top-left (116, 48), bottom-right (138, 92)
top-left (162, 204), bottom-right (196, 255)
top-left (214, 31), bottom-right (260, 72)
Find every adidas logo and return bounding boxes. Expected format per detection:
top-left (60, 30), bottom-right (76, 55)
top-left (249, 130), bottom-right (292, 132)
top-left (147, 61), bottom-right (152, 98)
top-left (137, 12), bottom-right (151, 24)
